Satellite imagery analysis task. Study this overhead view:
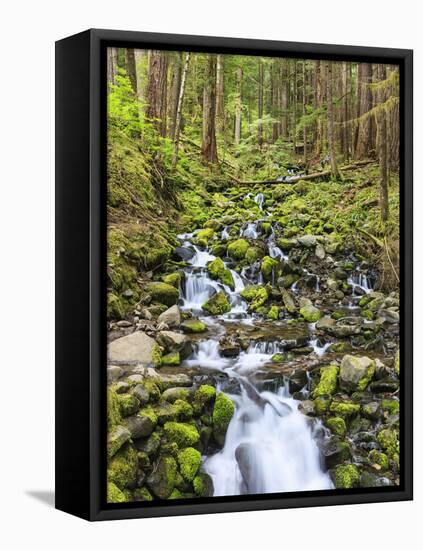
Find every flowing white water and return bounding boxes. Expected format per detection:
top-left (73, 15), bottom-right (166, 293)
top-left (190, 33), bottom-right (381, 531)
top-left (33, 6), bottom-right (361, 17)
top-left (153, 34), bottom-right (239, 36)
top-left (179, 215), bottom-right (333, 497)
top-left (348, 271), bottom-right (373, 295)
top-left (204, 385), bottom-right (332, 495)
top-left (254, 192), bottom-right (265, 211)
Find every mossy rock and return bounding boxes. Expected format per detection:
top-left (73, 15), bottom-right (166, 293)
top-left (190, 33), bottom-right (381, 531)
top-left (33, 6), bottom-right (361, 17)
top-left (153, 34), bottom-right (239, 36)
top-left (202, 291), bottom-right (231, 315)
top-left (206, 257), bottom-right (235, 290)
top-left (325, 416), bottom-right (346, 437)
top-left (381, 399), bottom-right (399, 416)
top-left (145, 282), bottom-right (179, 306)
top-left (300, 303), bottom-right (322, 323)
top-left (107, 293), bottom-right (126, 320)
top-left (177, 447), bottom-right (201, 482)
top-left (211, 243), bottom-right (227, 257)
top-left (333, 464), bottom-right (360, 489)
top-left (245, 247), bottom-right (263, 263)
top-left (107, 481), bottom-right (129, 503)
top-left (329, 400), bottom-right (360, 417)
top-left (261, 256), bottom-right (278, 281)
top-left (181, 319), bottom-right (207, 333)
top-left (240, 286), bottom-right (268, 312)
top-left (227, 239), bottom-right (249, 260)
top-left (267, 305), bottom-right (280, 320)
top-left (313, 396), bottom-right (331, 415)
top-left (312, 365), bottom-right (339, 398)
top-left (118, 393), bottom-right (140, 417)
top-left (107, 425), bottom-right (131, 459)
top-left (377, 428), bottom-right (399, 458)
top-left (132, 486), bottom-right (153, 501)
top-left (173, 399), bottom-right (194, 421)
top-left (108, 388), bottom-right (122, 430)
top-left (213, 392), bottom-right (235, 445)
top-left (368, 449), bottom-right (389, 471)
top-left (162, 272), bottom-right (182, 288)
top-left (146, 455), bottom-right (178, 499)
top-left (107, 442), bottom-right (138, 490)
top-left (195, 228), bottom-right (215, 244)
top-left (161, 352), bottom-right (181, 366)
top-left (193, 384), bottom-right (216, 415)
top-left (163, 421), bottom-right (200, 448)
top-left (193, 472), bottom-right (214, 497)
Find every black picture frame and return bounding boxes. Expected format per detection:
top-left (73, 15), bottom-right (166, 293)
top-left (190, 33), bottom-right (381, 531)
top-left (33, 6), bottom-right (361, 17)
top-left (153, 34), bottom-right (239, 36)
top-left (55, 28), bottom-right (413, 521)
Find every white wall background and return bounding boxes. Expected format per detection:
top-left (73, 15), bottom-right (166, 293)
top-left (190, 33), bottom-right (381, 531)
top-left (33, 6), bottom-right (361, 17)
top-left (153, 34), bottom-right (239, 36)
top-left (0, 0), bottom-right (420, 547)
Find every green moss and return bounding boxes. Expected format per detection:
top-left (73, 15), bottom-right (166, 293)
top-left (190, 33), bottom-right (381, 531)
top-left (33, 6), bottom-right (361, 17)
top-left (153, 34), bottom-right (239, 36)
top-left (377, 428), bottom-right (399, 458)
top-left (132, 487), bottom-right (153, 501)
top-left (193, 384), bottom-right (216, 414)
top-left (118, 393), bottom-right (140, 417)
top-left (202, 291), bottom-right (231, 315)
top-left (148, 343), bottom-right (161, 367)
top-left (181, 319), bottom-right (207, 333)
top-left (161, 352), bottom-right (181, 366)
top-left (163, 422), bottom-right (200, 448)
top-left (250, 287), bottom-right (269, 312)
top-left (139, 406), bottom-right (159, 427)
top-left (195, 227), bottom-right (215, 243)
top-left (300, 304), bottom-right (322, 322)
top-left (394, 349), bottom-right (400, 375)
top-left (227, 239), bottom-right (249, 260)
top-left (107, 482), bottom-right (129, 503)
top-left (147, 455), bottom-right (178, 499)
top-left (334, 464), bottom-right (360, 489)
top-left (107, 293), bottom-right (126, 320)
top-left (173, 399), bottom-right (194, 421)
top-left (326, 416), bottom-right (346, 437)
top-left (361, 309), bottom-right (374, 321)
top-left (144, 380), bottom-right (161, 402)
top-left (267, 305), bottom-right (279, 320)
top-left (193, 473), bottom-right (214, 497)
top-left (261, 256), bottom-right (278, 281)
top-left (107, 442), bottom-right (138, 490)
top-left (313, 396), bottom-right (330, 415)
top-left (168, 488), bottom-right (184, 500)
top-left (213, 392), bottom-right (235, 445)
top-left (210, 243), bottom-right (227, 257)
top-left (369, 449), bottom-right (389, 470)
top-left (162, 272), bottom-right (182, 288)
top-left (145, 282), bottom-right (179, 306)
top-left (381, 399), bottom-right (400, 415)
top-left (108, 388), bottom-right (122, 430)
top-left (330, 400), bottom-right (361, 417)
top-left (245, 247), bottom-right (262, 263)
top-left (312, 365), bottom-right (339, 398)
top-left (177, 447), bottom-right (201, 482)
top-left (207, 257), bottom-right (235, 290)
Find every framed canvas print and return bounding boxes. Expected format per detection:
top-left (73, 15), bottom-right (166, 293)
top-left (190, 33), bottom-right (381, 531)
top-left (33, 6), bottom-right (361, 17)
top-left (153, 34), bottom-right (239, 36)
top-left (55, 29), bottom-right (413, 521)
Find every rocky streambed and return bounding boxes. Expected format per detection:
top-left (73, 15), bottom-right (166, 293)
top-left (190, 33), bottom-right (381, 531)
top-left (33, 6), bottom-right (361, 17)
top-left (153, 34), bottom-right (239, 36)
top-left (107, 187), bottom-right (400, 504)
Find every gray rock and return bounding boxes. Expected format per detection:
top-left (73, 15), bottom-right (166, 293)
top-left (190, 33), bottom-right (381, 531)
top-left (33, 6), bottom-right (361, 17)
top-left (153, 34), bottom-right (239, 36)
top-left (131, 384), bottom-right (150, 405)
top-left (281, 288), bottom-right (296, 312)
top-left (108, 331), bottom-right (158, 365)
top-left (116, 320), bottom-right (132, 328)
top-left (107, 365), bottom-right (124, 383)
top-left (147, 456), bottom-right (177, 499)
top-left (107, 425), bottom-right (131, 458)
top-left (369, 379), bottom-right (399, 393)
top-left (124, 415), bottom-right (154, 439)
top-left (315, 243), bottom-right (326, 259)
top-left (161, 387), bottom-right (192, 403)
top-left (298, 400), bottom-right (316, 416)
top-left (362, 401), bottom-right (381, 420)
top-left (156, 330), bottom-right (192, 358)
top-left (316, 316), bottom-right (335, 330)
top-left (339, 355), bottom-right (375, 392)
top-left (114, 381), bottom-right (131, 394)
top-left (298, 235), bottom-right (317, 248)
top-left (157, 305), bottom-right (182, 328)
top-left (378, 309), bottom-right (400, 324)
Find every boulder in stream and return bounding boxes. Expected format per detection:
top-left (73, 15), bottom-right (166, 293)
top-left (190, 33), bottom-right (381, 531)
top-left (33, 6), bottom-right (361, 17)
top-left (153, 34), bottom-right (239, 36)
top-left (108, 331), bottom-right (161, 365)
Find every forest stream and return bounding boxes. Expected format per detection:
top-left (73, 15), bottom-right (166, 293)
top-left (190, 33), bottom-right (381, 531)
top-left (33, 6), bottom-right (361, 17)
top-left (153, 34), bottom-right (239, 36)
top-left (107, 183), bottom-right (400, 503)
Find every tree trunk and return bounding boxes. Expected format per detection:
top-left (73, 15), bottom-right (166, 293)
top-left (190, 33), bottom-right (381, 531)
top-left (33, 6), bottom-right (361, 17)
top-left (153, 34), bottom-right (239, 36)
top-left (315, 60), bottom-right (322, 156)
top-left (125, 48), bottom-right (138, 95)
top-left (107, 47), bottom-right (119, 84)
top-left (292, 60), bottom-right (297, 153)
top-left (234, 67), bottom-right (243, 145)
top-left (281, 60), bottom-right (289, 139)
top-left (326, 61), bottom-right (340, 179)
top-left (303, 60), bottom-right (307, 163)
top-left (258, 58), bottom-right (264, 147)
top-left (272, 60), bottom-right (280, 142)
top-left (355, 63), bottom-right (373, 159)
top-left (216, 54), bottom-right (225, 133)
top-left (169, 52), bottom-right (182, 140)
top-left (341, 61), bottom-right (349, 160)
top-left (202, 55), bottom-right (218, 165)
top-left (376, 64), bottom-right (389, 222)
top-left (146, 51), bottom-right (169, 137)
top-left (172, 53), bottom-right (190, 168)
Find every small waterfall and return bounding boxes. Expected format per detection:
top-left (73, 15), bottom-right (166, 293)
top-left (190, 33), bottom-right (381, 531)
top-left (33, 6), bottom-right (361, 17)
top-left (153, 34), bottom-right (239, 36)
top-left (254, 193), bottom-right (265, 211)
top-left (204, 385), bottom-right (333, 496)
top-left (188, 246), bottom-right (216, 267)
top-left (242, 222), bottom-right (259, 239)
top-left (309, 338), bottom-right (331, 356)
top-left (348, 271), bottom-right (373, 295)
top-left (221, 227), bottom-right (230, 240)
top-left (181, 269), bottom-right (221, 311)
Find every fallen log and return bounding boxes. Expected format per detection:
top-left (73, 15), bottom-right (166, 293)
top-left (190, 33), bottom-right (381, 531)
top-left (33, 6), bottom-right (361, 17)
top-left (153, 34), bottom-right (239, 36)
top-left (236, 159), bottom-right (374, 185)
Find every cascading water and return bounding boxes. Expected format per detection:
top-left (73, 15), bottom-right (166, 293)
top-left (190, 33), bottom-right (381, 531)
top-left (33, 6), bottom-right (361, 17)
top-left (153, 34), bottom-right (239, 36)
top-left (177, 207), bottom-right (333, 496)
